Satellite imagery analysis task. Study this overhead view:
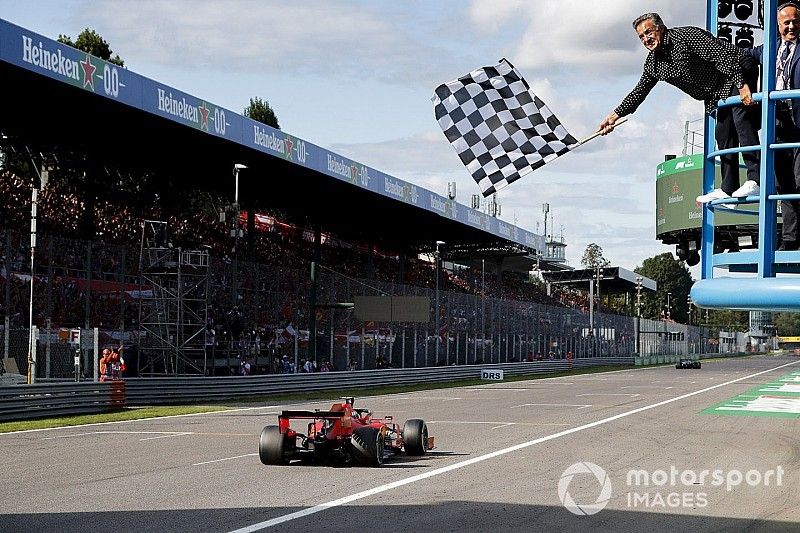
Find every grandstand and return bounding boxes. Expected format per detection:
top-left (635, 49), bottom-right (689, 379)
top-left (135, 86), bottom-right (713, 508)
top-left (0, 19), bottom-right (711, 377)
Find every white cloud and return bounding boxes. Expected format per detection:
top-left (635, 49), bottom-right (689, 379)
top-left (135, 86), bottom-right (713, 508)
top-left (468, 0), bottom-right (707, 75)
top-left (77, 0), bottom-right (445, 82)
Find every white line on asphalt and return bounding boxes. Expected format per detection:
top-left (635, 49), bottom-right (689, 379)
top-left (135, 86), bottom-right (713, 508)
top-left (226, 360), bottom-right (799, 533)
top-left (577, 393), bottom-right (640, 397)
top-left (41, 431), bottom-right (104, 440)
top-left (140, 432), bottom-right (193, 441)
top-left (621, 385), bottom-right (673, 389)
top-left (490, 423), bottom-right (515, 430)
top-left (427, 420), bottom-right (568, 426)
top-left (509, 403), bottom-right (592, 409)
top-left (194, 453), bottom-right (258, 466)
top-left (41, 430), bottom-right (192, 440)
top-left (428, 420), bottom-right (512, 425)
top-left (465, 387), bottom-right (531, 391)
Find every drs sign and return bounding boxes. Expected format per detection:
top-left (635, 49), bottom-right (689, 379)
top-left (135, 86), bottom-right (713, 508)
top-left (480, 369), bottom-right (504, 381)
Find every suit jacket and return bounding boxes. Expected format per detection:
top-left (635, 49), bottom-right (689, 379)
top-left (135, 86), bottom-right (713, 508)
top-left (749, 41), bottom-right (800, 126)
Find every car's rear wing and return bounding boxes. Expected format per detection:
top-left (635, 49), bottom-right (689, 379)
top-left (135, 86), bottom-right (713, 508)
top-left (279, 410), bottom-right (347, 419)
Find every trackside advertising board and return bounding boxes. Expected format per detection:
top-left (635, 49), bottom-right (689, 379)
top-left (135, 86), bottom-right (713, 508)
top-left (655, 154), bottom-right (756, 236)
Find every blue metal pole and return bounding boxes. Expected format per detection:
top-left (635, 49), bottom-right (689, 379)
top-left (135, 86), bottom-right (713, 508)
top-left (701, 1), bottom-right (719, 281)
top-left (759, 0), bottom-right (778, 278)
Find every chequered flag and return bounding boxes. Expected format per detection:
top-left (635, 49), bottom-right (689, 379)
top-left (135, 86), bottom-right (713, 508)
top-left (433, 58), bottom-right (578, 197)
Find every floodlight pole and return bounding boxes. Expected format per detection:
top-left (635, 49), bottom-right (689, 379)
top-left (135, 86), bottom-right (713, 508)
top-left (233, 164), bottom-right (247, 256)
top-left (635, 276), bottom-right (643, 356)
top-left (434, 241), bottom-right (444, 363)
top-left (666, 292), bottom-right (672, 321)
top-left (27, 187), bottom-right (37, 384)
top-left (27, 164), bottom-right (47, 384)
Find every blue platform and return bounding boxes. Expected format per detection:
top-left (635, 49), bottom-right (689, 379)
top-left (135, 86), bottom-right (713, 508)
top-left (690, 0), bottom-right (800, 311)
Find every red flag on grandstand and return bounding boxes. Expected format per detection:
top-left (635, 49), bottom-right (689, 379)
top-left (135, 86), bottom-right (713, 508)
top-left (282, 297), bottom-right (293, 320)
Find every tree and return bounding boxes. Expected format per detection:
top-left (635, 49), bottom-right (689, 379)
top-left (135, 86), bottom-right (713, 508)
top-left (774, 313), bottom-right (800, 336)
top-left (244, 97), bottom-right (280, 129)
top-left (581, 243), bottom-right (610, 268)
top-left (58, 28), bottom-right (124, 66)
top-left (634, 252), bottom-right (693, 322)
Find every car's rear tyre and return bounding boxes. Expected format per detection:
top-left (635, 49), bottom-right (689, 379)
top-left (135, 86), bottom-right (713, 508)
top-left (694, 362), bottom-right (701, 369)
top-left (259, 425), bottom-right (288, 465)
top-left (676, 364), bottom-right (681, 369)
top-left (351, 426), bottom-right (384, 467)
top-left (402, 419), bottom-right (428, 456)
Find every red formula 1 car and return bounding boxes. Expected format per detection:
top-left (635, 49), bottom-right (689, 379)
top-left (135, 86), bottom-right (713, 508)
top-left (259, 397), bottom-right (433, 467)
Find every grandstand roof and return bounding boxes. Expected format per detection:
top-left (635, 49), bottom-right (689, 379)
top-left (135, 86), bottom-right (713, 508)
top-left (0, 19), bottom-right (553, 262)
top-left (542, 266), bottom-right (657, 293)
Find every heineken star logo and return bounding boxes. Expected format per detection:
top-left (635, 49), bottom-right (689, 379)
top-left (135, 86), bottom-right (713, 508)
top-left (672, 182), bottom-right (680, 194)
top-left (198, 102), bottom-right (210, 130)
top-left (350, 164), bottom-right (360, 183)
top-left (80, 54), bottom-right (96, 91)
top-left (284, 136), bottom-right (294, 160)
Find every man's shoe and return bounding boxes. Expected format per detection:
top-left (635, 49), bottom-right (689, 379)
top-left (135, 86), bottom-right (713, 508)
top-left (696, 188), bottom-right (730, 203)
top-left (732, 180), bottom-right (760, 197)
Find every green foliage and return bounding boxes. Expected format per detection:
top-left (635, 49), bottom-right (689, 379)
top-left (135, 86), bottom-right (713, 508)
top-left (58, 28), bottom-right (124, 66)
top-left (244, 97), bottom-right (280, 129)
top-left (581, 243), bottom-right (610, 268)
top-left (634, 252), bottom-right (693, 322)
top-left (774, 313), bottom-right (800, 336)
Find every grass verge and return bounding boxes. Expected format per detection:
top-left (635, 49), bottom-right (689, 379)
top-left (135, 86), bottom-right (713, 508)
top-left (0, 365), bottom-right (631, 433)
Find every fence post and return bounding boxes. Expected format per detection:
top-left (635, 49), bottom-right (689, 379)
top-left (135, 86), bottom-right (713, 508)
top-left (29, 326), bottom-right (38, 384)
top-left (45, 318), bottom-right (51, 379)
top-left (93, 327), bottom-right (99, 382)
top-left (424, 329), bottom-right (428, 367)
top-left (4, 315), bottom-right (8, 360)
top-left (361, 325), bottom-right (366, 370)
top-left (401, 327), bottom-right (405, 369)
top-left (413, 327), bottom-right (417, 368)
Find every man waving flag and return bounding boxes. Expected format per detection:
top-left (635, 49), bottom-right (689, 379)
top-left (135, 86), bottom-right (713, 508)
top-left (432, 58), bottom-right (579, 197)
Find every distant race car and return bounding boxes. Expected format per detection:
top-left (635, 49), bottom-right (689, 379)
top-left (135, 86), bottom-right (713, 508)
top-left (676, 358), bottom-right (701, 369)
top-left (259, 397), bottom-right (433, 467)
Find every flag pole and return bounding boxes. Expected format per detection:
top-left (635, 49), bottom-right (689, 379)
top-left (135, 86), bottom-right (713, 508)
top-left (576, 116), bottom-right (629, 146)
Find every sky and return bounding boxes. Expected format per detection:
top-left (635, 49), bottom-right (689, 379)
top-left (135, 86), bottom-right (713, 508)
top-left (0, 0), bottom-right (717, 271)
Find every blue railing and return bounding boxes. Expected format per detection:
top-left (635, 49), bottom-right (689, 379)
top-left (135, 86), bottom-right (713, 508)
top-left (691, 0), bottom-right (800, 310)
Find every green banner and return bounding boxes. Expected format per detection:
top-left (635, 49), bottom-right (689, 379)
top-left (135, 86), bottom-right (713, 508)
top-left (655, 154), bottom-right (757, 236)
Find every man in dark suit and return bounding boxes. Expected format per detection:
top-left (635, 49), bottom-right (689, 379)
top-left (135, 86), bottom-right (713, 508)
top-left (750, 2), bottom-right (800, 249)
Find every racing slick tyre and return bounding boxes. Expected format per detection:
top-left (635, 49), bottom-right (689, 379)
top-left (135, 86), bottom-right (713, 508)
top-left (351, 426), bottom-right (384, 467)
top-left (402, 419), bottom-right (428, 456)
top-left (693, 362), bottom-right (701, 369)
top-left (676, 364), bottom-right (681, 369)
top-left (259, 425), bottom-right (288, 465)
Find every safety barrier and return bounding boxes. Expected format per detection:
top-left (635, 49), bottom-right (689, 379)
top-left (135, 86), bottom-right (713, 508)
top-left (122, 357), bottom-right (633, 405)
top-left (634, 351), bottom-right (763, 366)
top-left (0, 381), bottom-right (125, 422)
top-left (0, 358), bottom-right (633, 420)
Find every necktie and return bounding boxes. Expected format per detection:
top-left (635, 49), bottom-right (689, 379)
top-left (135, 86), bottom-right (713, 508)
top-left (778, 42), bottom-right (793, 90)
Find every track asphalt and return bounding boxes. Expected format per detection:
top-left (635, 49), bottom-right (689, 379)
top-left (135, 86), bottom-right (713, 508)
top-left (2, 354), bottom-right (798, 532)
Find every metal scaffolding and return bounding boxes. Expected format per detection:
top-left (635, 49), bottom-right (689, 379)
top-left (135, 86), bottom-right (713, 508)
top-left (137, 220), bottom-right (209, 375)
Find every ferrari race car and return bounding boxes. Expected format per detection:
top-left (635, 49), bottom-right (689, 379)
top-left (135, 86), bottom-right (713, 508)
top-left (676, 358), bottom-right (701, 369)
top-left (259, 397), bottom-right (434, 467)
